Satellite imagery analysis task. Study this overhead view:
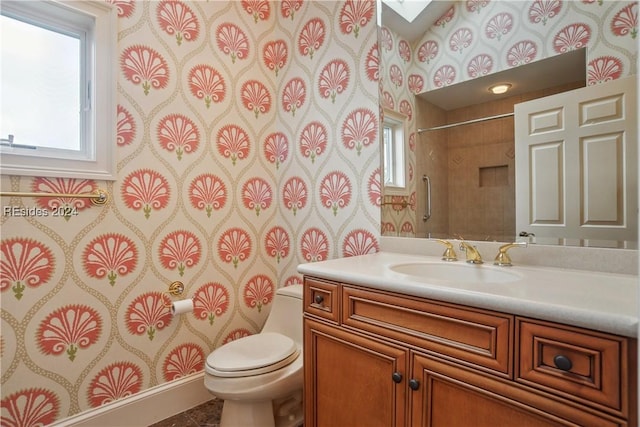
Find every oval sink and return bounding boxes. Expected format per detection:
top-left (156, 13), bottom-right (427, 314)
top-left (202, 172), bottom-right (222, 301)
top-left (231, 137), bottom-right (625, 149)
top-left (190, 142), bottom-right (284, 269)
top-left (389, 262), bottom-right (521, 284)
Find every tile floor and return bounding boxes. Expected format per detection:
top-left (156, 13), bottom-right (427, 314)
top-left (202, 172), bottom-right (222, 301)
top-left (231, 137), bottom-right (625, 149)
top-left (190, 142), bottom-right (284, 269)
top-left (149, 398), bottom-right (223, 427)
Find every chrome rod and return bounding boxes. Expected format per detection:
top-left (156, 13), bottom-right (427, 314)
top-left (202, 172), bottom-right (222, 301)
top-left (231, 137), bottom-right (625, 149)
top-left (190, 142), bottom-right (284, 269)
top-left (0, 188), bottom-right (109, 205)
top-left (422, 175), bottom-right (431, 222)
top-left (417, 112), bottom-right (514, 133)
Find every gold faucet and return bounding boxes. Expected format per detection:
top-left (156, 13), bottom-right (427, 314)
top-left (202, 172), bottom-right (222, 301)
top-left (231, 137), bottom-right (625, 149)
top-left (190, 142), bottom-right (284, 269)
top-left (435, 239), bottom-right (457, 261)
top-left (459, 241), bottom-right (483, 264)
top-left (494, 241), bottom-right (528, 266)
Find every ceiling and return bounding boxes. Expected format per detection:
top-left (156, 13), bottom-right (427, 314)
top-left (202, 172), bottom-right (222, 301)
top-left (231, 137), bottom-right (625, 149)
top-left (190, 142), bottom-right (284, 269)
top-left (417, 48), bottom-right (587, 110)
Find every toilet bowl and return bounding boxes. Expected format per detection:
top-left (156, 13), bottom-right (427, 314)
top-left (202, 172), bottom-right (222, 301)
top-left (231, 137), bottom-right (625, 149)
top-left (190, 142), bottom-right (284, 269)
top-left (204, 284), bottom-right (303, 427)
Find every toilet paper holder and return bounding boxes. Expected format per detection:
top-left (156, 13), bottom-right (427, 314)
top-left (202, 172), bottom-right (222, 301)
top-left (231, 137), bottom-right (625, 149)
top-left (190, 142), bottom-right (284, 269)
top-left (164, 281), bottom-right (185, 307)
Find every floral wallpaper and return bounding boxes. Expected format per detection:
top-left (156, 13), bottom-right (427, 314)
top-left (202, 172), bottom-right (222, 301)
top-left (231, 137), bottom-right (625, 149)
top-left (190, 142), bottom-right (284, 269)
top-left (0, 0), bottom-right (380, 424)
top-left (380, 0), bottom-right (638, 236)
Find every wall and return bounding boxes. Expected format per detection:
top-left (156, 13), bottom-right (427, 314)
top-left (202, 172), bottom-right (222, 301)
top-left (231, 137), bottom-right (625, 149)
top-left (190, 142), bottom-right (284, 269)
top-left (0, 0), bottom-right (379, 423)
top-left (380, 0), bottom-right (639, 235)
top-left (379, 19), bottom-right (418, 236)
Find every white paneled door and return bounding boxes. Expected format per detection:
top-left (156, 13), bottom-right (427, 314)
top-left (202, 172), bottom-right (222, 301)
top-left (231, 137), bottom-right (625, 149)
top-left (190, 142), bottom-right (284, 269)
top-left (515, 76), bottom-right (638, 246)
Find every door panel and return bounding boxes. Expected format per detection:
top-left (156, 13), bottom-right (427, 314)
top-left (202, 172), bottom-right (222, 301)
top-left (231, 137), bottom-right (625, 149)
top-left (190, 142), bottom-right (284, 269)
top-left (304, 319), bottom-right (407, 427)
top-left (582, 132), bottom-right (623, 224)
top-left (410, 353), bottom-right (625, 427)
top-left (529, 141), bottom-right (564, 224)
top-left (515, 76), bottom-right (637, 245)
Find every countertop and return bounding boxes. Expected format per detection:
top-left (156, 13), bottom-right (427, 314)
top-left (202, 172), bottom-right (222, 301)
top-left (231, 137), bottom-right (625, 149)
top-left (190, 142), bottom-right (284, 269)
top-left (297, 252), bottom-right (639, 338)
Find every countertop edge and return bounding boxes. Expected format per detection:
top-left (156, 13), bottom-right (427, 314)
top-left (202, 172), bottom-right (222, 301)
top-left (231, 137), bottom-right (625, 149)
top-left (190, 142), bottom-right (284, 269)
top-left (297, 256), bottom-right (639, 338)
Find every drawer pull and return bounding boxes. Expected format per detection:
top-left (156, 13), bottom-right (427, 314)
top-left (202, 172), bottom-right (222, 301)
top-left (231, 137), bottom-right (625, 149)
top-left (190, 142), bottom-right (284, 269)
top-left (408, 379), bottom-right (420, 391)
top-left (553, 354), bottom-right (573, 371)
top-left (391, 372), bottom-right (403, 383)
top-left (314, 294), bottom-right (324, 305)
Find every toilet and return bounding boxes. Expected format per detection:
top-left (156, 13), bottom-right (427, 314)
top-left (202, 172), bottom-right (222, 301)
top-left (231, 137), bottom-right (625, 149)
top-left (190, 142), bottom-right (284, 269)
top-left (204, 284), bottom-right (304, 427)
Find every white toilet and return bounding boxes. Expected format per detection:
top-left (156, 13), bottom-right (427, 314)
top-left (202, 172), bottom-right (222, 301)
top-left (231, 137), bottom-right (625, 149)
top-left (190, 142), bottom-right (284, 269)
top-left (204, 284), bottom-right (304, 427)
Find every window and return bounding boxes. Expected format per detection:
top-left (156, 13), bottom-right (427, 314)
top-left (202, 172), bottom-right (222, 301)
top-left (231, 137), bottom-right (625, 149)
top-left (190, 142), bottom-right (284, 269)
top-left (0, 0), bottom-right (117, 180)
top-left (382, 109), bottom-right (408, 195)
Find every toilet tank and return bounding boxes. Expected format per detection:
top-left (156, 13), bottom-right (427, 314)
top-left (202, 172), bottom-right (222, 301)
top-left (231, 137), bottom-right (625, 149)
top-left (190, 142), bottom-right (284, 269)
top-left (261, 284), bottom-right (303, 345)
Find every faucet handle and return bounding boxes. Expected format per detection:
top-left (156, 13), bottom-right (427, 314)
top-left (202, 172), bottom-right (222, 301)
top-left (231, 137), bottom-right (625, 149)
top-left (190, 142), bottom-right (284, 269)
top-left (494, 241), bottom-right (528, 266)
top-left (435, 239), bottom-right (457, 261)
top-left (459, 241), bottom-right (483, 264)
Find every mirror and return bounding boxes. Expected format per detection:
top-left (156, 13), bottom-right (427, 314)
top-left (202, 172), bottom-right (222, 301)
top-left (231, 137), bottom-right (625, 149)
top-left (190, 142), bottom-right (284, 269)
top-left (379, 2), bottom-right (637, 249)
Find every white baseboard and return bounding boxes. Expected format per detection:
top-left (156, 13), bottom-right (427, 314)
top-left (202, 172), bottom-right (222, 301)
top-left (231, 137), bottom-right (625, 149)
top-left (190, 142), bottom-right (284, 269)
top-left (52, 372), bottom-right (214, 427)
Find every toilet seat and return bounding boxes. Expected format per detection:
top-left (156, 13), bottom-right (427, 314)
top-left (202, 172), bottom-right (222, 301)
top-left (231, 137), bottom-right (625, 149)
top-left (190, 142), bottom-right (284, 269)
top-left (206, 332), bottom-right (299, 378)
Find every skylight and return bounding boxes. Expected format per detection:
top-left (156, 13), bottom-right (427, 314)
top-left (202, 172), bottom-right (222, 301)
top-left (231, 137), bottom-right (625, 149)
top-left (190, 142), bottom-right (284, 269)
top-left (381, 0), bottom-right (432, 23)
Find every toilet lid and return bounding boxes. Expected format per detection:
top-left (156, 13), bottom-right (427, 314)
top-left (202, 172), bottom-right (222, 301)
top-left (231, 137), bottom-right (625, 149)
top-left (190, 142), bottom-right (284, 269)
top-left (206, 332), bottom-right (299, 377)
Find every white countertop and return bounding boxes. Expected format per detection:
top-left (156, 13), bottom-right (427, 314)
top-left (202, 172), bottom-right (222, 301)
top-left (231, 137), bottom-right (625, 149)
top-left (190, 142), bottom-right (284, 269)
top-left (297, 252), bottom-right (639, 338)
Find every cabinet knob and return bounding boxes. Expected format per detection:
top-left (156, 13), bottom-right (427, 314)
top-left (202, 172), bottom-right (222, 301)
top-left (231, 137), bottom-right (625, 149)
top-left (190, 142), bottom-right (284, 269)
top-left (408, 379), bottom-right (420, 391)
top-left (553, 355), bottom-right (573, 371)
top-left (391, 372), bottom-right (403, 383)
top-left (314, 294), bottom-right (324, 305)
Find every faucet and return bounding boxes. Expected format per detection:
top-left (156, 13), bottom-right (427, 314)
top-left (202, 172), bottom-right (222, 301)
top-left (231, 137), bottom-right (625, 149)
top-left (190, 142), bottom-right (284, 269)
top-left (494, 241), bottom-right (528, 266)
top-left (459, 241), bottom-right (483, 264)
top-left (435, 239), bottom-right (457, 261)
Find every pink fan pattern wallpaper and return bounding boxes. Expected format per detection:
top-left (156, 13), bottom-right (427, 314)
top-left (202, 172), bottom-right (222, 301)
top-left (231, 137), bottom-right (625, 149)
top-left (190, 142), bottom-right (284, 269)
top-left (0, 0), bottom-right (379, 423)
top-left (0, 0), bottom-right (638, 424)
top-left (380, 0), bottom-right (638, 236)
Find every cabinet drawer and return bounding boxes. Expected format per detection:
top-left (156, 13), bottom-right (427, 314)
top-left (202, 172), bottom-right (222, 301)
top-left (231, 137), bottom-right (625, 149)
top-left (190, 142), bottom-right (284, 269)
top-left (342, 285), bottom-right (513, 376)
top-left (304, 277), bottom-right (340, 323)
top-left (516, 318), bottom-right (629, 415)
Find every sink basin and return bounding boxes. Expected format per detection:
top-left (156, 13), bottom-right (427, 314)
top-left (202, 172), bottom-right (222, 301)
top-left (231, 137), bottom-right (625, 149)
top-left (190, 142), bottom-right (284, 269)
top-left (389, 262), bottom-right (521, 284)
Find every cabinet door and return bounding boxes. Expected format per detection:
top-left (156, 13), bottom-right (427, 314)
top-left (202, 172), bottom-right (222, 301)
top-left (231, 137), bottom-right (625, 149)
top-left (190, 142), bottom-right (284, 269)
top-left (304, 319), bottom-right (407, 427)
top-left (410, 352), bottom-right (625, 427)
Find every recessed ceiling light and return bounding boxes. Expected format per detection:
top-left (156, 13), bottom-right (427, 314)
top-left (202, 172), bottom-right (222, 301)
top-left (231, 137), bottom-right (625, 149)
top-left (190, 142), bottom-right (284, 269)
top-left (489, 83), bottom-right (512, 94)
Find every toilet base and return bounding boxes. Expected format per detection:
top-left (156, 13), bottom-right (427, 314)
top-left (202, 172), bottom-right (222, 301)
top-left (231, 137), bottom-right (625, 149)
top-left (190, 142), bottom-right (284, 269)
top-left (219, 391), bottom-right (303, 427)
top-left (220, 400), bottom-right (273, 427)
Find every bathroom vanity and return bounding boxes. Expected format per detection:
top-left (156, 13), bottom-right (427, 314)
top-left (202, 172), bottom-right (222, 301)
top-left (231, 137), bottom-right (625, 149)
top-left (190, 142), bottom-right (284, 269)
top-left (299, 252), bottom-right (638, 427)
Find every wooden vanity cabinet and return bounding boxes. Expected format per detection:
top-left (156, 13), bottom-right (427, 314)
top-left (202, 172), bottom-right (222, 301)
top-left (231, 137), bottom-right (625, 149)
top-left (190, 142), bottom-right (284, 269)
top-left (410, 353), bottom-right (628, 427)
top-left (303, 277), bottom-right (637, 427)
top-left (304, 318), bottom-right (408, 427)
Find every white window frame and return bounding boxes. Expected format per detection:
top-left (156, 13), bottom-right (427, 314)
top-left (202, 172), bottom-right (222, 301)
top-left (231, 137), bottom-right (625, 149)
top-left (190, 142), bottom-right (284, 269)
top-left (382, 108), bottom-right (409, 195)
top-left (0, 0), bottom-right (117, 180)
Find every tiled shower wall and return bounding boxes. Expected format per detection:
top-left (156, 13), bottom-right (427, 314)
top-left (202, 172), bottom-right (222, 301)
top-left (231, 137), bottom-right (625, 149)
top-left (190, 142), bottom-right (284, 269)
top-left (0, 0), bottom-right (379, 423)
